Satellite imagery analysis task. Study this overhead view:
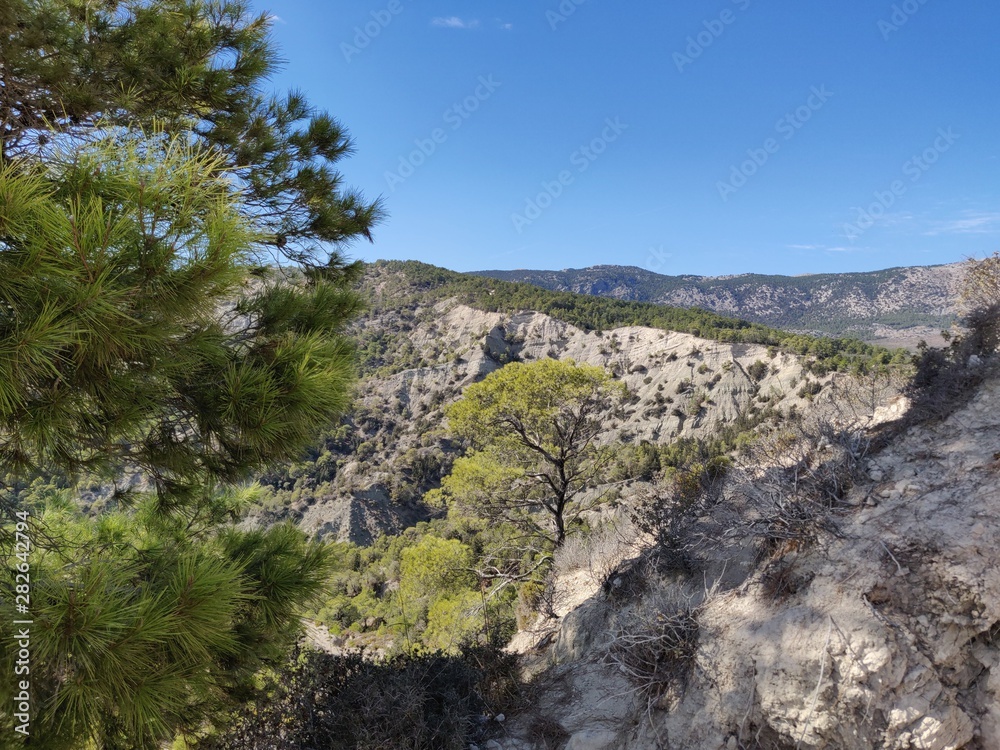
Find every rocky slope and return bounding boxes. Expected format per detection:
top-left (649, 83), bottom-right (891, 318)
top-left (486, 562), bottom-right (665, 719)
top-left (263, 289), bottom-right (816, 544)
top-left (494, 367), bottom-right (1000, 750)
top-left (474, 264), bottom-right (963, 345)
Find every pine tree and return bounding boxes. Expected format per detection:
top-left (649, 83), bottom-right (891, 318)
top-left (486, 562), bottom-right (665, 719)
top-left (0, 133), bottom-right (351, 748)
top-left (0, 133), bottom-right (359, 491)
top-left (0, 4), bottom-right (379, 743)
top-left (0, 0), bottom-right (383, 268)
top-left (2, 485), bottom-right (334, 749)
top-left (437, 359), bottom-right (627, 548)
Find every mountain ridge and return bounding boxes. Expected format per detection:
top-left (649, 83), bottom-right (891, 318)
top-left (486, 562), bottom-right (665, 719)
top-left (471, 262), bottom-right (962, 345)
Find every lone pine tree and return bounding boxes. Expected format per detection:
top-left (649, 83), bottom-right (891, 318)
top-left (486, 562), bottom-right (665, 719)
top-left (438, 359), bottom-right (627, 548)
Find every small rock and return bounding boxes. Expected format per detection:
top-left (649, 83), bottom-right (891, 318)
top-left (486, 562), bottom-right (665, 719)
top-left (869, 468), bottom-right (885, 482)
top-left (494, 713), bottom-right (505, 723)
top-left (485, 741), bottom-right (502, 750)
top-left (565, 729), bottom-right (618, 750)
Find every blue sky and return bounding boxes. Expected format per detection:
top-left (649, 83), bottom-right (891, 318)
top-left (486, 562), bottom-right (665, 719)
top-left (259, 0), bottom-right (1000, 276)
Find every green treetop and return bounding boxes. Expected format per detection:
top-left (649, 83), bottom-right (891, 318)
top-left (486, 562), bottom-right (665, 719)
top-left (437, 358), bottom-right (627, 548)
top-left (0, 133), bottom-right (358, 494)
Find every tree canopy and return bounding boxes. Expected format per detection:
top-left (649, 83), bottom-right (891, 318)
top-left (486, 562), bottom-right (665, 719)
top-left (0, 0), bottom-right (383, 268)
top-left (0, 134), bottom-right (358, 494)
top-left (436, 358), bottom-right (626, 547)
top-left (0, 2), bottom-right (379, 744)
top-left (0, 130), bottom-right (355, 749)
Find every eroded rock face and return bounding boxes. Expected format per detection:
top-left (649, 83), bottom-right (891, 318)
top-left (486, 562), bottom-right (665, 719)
top-left (299, 486), bottom-right (428, 546)
top-left (503, 375), bottom-right (1000, 750)
top-left (275, 299), bottom-right (813, 542)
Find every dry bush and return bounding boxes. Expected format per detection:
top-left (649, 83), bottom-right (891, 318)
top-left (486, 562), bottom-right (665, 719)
top-left (960, 252), bottom-right (1000, 317)
top-left (601, 553), bottom-right (655, 603)
top-left (604, 587), bottom-right (700, 707)
top-left (734, 728), bottom-right (800, 750)
top-left (460, 643), bottom-right (527, 715)
top-left (825, 367), bottom-right (909, 429)
top-left (758, 558), bottom-right (814, 601)
top-left (626, 482), bottom-right (700, 573)
top-left (527, 715), bottom-right (571, 749)
top-left (904, 256), bottom-right (1000, 423)
top-left (905, 309), bottom-right (998, 424)
top-left (906, 338), bottom-right (987, 422)
top-left (625, 458), bottom-right (730, 576)
top-left (728, 414), bottom-right (867, 558)
top-left (553, 514), bottom-right (639, 589)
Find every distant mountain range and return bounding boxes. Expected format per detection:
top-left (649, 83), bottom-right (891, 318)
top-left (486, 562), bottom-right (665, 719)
top-left (471, 264), bottom-right (963, 346)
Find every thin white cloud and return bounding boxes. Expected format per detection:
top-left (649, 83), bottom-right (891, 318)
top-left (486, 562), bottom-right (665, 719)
top-left (924, 210), bottom-right (1000, 236)
top-left (267, 13), bottom-right (285, 24)
top-left (432, 16), bottom-right (480, 29)
top-left (788, 243), bottom-right (869, 253)
top-left (790, 243), bottom-right (872, 254)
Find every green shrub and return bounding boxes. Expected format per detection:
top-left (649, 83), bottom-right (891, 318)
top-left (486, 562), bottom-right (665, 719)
top-left (747, 360), bottom-right (769, 382)
top-left (797, 380), bottom-right (823, 399)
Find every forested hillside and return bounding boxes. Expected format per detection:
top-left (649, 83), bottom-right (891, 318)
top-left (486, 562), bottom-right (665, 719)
top-left (249, 258), bottom-right (908, 552)
top-left (473, 263), bottom-right (961, 340)
top-left (362, 260), bottom-right (909, 374)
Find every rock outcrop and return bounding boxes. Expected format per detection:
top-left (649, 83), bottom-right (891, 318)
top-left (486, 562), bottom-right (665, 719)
top-left (501, 371), bottom-right (1000, 750)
